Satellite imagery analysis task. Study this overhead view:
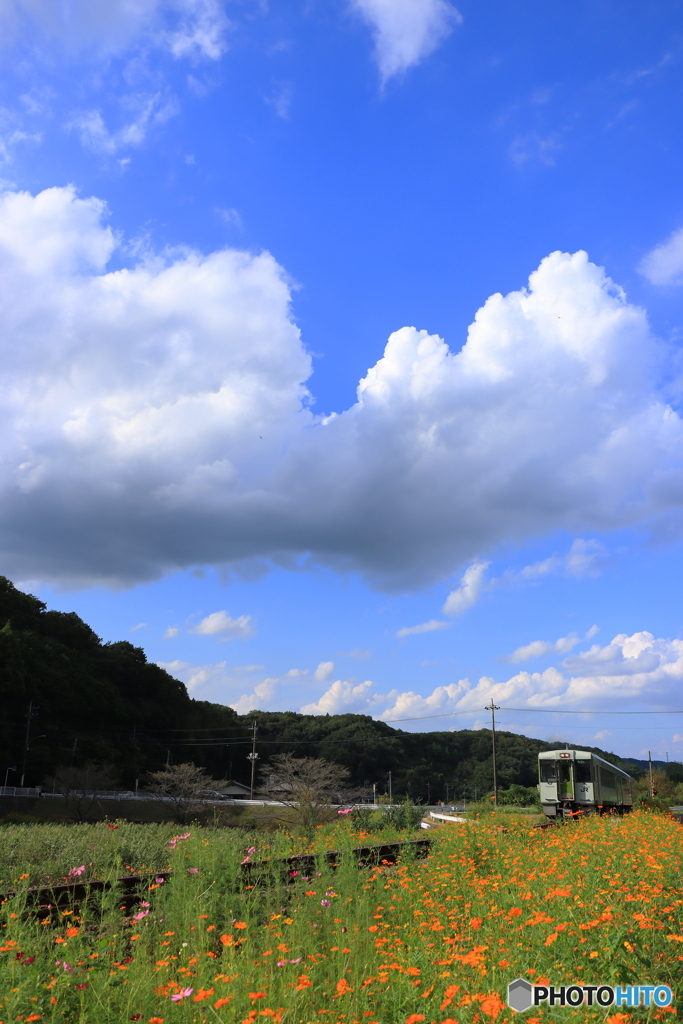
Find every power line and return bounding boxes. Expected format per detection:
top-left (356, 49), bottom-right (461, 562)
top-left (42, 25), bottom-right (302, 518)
top-left (383, 706), bottom-right (683, 723)
top-left (499, 707), bottom-right (683, 715)
top-left (384, 709), bottom-right (488, 723)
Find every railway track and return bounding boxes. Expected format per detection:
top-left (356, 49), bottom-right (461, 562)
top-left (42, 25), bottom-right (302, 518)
top-left (1, 836), bottom-right (433, 917)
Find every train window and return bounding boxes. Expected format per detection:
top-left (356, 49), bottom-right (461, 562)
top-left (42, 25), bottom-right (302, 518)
top-left (575, 760), bottom-right (592, 783)
top-left (540, 760), bottom-right (556, 783)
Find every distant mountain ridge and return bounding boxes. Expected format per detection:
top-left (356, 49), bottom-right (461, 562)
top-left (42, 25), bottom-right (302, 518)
top-left (0, 576), bottom-right (674, 799)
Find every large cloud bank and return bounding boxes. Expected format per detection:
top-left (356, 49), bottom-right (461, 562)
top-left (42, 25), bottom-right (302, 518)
top-left (2, 185), bottom-right (683, 588)
top-left (301, 631), bottom-right (683, 722)
top-left (161, 630), bottom-right (683, 727)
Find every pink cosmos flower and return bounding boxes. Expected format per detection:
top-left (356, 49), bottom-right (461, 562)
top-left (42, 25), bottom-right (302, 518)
top-left (320, 899), bottom-right (331, 908)
top-left (68, 866), bottom-right (86, 877)
top-left (171, 988), bottom-right (194, 1002)
top-left (337, 808), bottom-right (352, 815)
top-left (155, 877), bottom-right (165, 884)
top-left (187, 867), bottom-right (199, 874)
top-left (246, 847), bottom-right (256, 854)
top-left (132, 909), bottom-right (149, 921)
top-left (56, 961), bottom-right (73, 972)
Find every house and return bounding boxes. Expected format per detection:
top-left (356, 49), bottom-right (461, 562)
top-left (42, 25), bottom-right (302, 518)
top-left (213, 779), bottom-right (252, 799)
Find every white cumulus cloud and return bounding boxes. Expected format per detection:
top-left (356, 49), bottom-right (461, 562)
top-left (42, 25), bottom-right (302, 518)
top-left (314, 661), bottom-right (335, 682)
top-left (2, 189), bottom-right (683, 592)
top-left (349, 0), bottom-right (461, 81)
top-left (191, 610), bottom-right (254, 638)
top-left (395, 619), bottom-right (450, 638)
top-left (639, 227), bottom-right (683, 286)
top-left (160, 628), bottom-right (683, 723)
top-left (300, 630), bottom-right (683, 725)
top-left (443, 561), bottom-right (489, 616)
top-left (230, 678), bottom-right (277, 715)
top-left (505, 633), bottom-right (580, 664)
top-left (301, 679), bottom-right (374, 715)
top-left (157, 658), bottom-right (277, 712)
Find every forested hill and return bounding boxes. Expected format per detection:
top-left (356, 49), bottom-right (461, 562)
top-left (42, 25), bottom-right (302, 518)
top-left (0, 576), bottom-right (644, 800)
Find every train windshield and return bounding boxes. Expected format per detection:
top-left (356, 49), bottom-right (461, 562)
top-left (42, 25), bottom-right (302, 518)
top-left (575, 760), bottom-right (592, 783)
top-left (539, 760), bottom-right (556, 783)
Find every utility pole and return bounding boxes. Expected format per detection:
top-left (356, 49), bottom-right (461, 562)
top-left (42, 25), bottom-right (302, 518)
top-left (648, 750), bottom-right (654, 798)
top-left (373, 782), bottom-right (377, 807)
top-left (247, 720), bottom-right (259, 800)
top-left (485, 700), bottom-right (501, 808)
top-left (388, 770), bottom-right (392, 802)
top-left (20, 702), bottom-right (39, 787)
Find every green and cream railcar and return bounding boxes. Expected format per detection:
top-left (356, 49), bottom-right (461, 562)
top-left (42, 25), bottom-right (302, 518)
top-left (538, 749), bottom-right (633, 819)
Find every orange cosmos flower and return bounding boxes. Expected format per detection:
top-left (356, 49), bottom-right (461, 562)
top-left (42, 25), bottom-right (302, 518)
top-left (234, 922), bottom-right (247, 930)
top-left (193, 989), bottom-right (215, 1001)
top-left (220, 934), bottom-right (233, 946)
top-left (214, 998), bottom-right (231, 1008)
top-left (440, 985), bottom-right (461, 1010)
top-left (336, 979), bottom-right (353, 996)
top-left (249, 992), bottom-right (266, 1000)
top-left (405, 1016), bottom-right (425, 1023)
top-left (479, 993), bottom-right (506, 1019)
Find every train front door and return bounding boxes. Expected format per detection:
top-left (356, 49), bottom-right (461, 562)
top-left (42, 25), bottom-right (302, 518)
top-left (558, 760), bottom-right (574, 801)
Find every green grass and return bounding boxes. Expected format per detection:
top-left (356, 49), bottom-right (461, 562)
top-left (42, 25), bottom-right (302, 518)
top-left (1, 811), bottom-right (682, 1023)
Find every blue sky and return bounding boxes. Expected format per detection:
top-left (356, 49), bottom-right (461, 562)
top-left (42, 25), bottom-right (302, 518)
top-left (3, 0), bottom-right (683, 759)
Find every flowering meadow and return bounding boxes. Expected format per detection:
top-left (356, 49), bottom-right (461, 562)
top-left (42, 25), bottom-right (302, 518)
top-left (1, 811), bottom-right (682, 1024)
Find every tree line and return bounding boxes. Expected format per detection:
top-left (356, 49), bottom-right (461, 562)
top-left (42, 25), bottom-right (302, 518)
top-left (1, 576), bottom-right (675, 802)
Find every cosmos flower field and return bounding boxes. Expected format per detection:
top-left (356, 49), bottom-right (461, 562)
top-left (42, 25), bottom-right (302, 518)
top-left (1, 812), bottom-right (682, 1023)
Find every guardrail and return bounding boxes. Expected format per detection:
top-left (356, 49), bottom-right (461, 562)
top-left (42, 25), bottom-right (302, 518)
top-left (0, 787), bottom-right (42, 798)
